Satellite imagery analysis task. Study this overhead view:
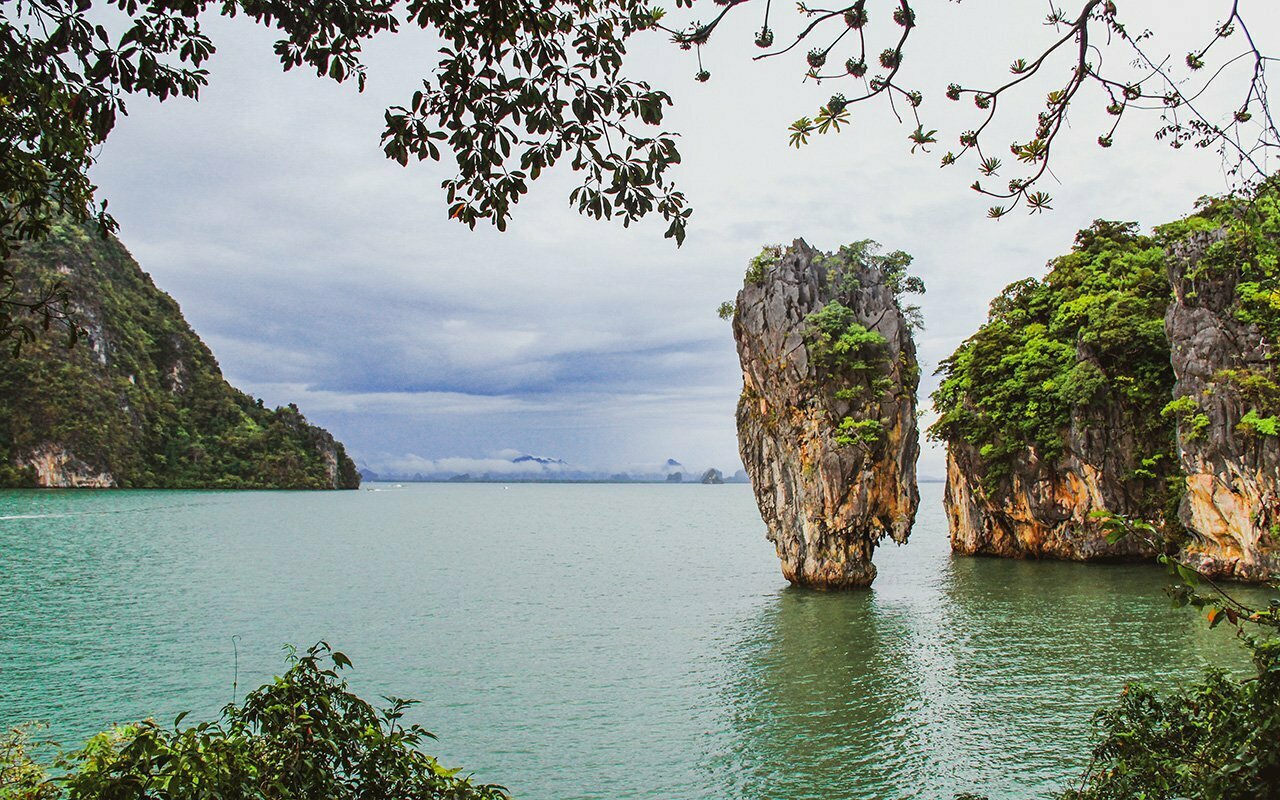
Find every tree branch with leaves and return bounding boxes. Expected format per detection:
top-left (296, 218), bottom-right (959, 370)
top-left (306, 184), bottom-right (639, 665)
top-left (662, 0), bottom-right (1278, 219)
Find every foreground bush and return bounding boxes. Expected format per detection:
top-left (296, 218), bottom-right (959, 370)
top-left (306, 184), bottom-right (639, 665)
top-left (1061, 638), bottom-right (1280, 800)
top-left (2, 643), bottom-right (507, 800)
top-left (1060, 514), bottom-right (1280, 800)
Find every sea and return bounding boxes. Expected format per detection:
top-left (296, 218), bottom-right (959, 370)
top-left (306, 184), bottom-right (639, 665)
top-left (0, 482), bottom-right (1263, 799)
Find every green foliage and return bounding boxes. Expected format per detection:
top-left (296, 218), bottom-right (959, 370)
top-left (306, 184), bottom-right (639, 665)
top-left (1239, 408), bottom-right (1280, 437)
top-left (957, 513), bottom-right (1280, 800)
top-left (804, 300), bottom-right (888, 380)
top-left (931, 220), bottom-right (1178, 505)
top-left (4, 645), bottom-right (506, 800)
top-left (784, 239), bottom-right (924, 451)
top-left (1, 725), bottom-right (58, 800)
top-left (1157, 181), bottom-right (1280, 337)
top-left (1062, 644), bottom-right (1280, 800)
top-left (745, 245), bottom-right (783, 285)
top-left (1160, 394), bottom-right (1199, 417)
top-left (716, 301), bottom-right (735, 320)
top-left (835, 417), bottom-right (883, 448)
top-left (1161, 395), bottom-right (1211, 441)
top-left (0, 222), bottom-right (358, 489)
top-left (0, 0), bottom-right (687, 269)
top-left (815, 240), bottom-right (925, 330)
top-left (1158, 179), bottom-right (1280, 423)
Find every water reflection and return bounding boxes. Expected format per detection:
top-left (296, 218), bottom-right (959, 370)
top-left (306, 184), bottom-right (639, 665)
top-left (2, 484), bottom-right (1268, 800)
top-left (710, 540), bottom-right (1259, 800)
top-left (710, 588), bottom-right (912, 798)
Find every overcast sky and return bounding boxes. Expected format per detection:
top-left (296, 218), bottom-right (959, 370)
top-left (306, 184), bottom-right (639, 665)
top-left (88, 1), bottom-right (1273, 478)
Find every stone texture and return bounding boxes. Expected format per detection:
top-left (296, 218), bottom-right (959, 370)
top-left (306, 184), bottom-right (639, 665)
top-left (733, 240), bottom-right (919, 588)
top-left (1166, 231), bottom-right (1280, 581)
top-left (944, 403), bottom-right (1160, 561)
top-left (22, 445), bottom-right (115, 488)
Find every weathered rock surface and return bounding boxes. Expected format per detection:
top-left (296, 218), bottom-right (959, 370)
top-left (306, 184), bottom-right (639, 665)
top-left (733, 240), bottom-right (919, 588)
top-left (23, 445), bottom-right (115, 488)
top-left (1166, 231), bottom-right (1280, 581)
top-left (944, 405), bottom-right (1160, 561)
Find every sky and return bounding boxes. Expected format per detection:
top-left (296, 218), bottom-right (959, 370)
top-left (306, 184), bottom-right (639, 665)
top-left (87, 1), bottom-right (1274, 478)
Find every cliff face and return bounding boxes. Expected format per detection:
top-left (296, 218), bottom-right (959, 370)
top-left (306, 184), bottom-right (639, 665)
top-left (733, 240), bottom-right (920, 588)
top-left (1165, 229), bottom-right (1280, 581)
top-left (944, 402), bottom-right (1161, 561)
top-left (0, 222), bottom-right (360, 490)
top-left (931, 222), bottom-right (1177, 562)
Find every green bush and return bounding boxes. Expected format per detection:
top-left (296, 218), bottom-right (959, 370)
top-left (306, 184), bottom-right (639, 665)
top-left (4, 644), bottom-right (506, 800)
top-left (805, 300), bottom-right (888, 379)
top-left (1061, 640), bottom-right (1280, 800)
top-left (744, 245), bottom-right (783, 285)
top-left (1, 725), bottom-right (58, 800)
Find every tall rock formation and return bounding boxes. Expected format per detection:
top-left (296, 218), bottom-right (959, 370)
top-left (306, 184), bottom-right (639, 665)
top-left (0, 221), bottom-right (360, 489)
top-left (1163, 211), bottom-right (1280, 581)
top-left (733, 240), bottom-right (921, 588)
top-left (931, 222), bottom-right (1177, 561)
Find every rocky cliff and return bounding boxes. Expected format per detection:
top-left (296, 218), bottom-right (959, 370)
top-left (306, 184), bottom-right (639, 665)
top-left (942, 407), bottom-right (1163, 562)
top-left (0, 221), bottom-right (360, 489)
top-left (733, 240), bottom-right (921, 588)
top-left (931, 222), bottom-right (1177, 561)
top-left (1162, 199), bottom-right (1280, 581)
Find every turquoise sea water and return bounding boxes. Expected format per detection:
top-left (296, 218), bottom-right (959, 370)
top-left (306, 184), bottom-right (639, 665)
top-left (0, 483), bottom-right (1262, 799)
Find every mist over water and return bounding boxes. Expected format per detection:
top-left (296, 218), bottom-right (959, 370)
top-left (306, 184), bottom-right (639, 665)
top-left (0, 484), bottom-right (1261, 799)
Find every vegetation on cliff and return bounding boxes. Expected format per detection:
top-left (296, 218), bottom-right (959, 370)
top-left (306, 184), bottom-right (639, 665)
top-left (0, 644), bottom-right (506, 800)
top-left (0, 221), bottom-right (359, 489)
top-left (1158, 183), bottom-right (1280, 437)
top-left (930, 220), bottom-right (1182, 531)
top-left (806, 242), bottom-right (922, 448)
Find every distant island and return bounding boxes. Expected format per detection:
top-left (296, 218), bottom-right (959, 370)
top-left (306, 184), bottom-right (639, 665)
top-left (0, 222), bottom-right (359, 489)
top-left (359, 455), bottom-right (749, 484)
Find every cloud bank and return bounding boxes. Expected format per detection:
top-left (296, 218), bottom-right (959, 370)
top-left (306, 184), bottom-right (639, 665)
top-left (87, 2), bottom-right (1250, 479)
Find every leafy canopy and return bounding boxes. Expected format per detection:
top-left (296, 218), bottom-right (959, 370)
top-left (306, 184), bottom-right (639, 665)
top-left (2, 2), bottom-right (1274, 347)
top-left (0, 0), bottom-right (686, 252)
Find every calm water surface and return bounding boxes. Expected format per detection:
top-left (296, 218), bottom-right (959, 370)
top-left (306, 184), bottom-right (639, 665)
top-left (0, 483), bottom-right (1261, 799)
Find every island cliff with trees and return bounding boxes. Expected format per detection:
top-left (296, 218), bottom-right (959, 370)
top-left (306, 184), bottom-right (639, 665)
top-left (931, 185), bottom-right (1280, 582)
top-left (0, 221), bottom-right (360, 490)
top-left (731, 239), bottom-right (923, 588)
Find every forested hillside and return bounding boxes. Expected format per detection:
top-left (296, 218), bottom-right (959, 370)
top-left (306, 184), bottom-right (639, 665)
top-left (0, 222), bottom-right (359, 489)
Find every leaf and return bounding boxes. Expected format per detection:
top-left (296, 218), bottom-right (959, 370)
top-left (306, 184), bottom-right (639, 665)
top-left (908, 125), bottom-right (938, 153)
top-left (1026, 191), bottom-right (1053, 213)
top-left (1174, 562), bottom-right (1201, 587)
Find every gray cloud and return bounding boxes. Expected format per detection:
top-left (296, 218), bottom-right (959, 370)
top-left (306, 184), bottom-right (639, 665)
top-left (88, 3), bottom-right (1258, 478)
